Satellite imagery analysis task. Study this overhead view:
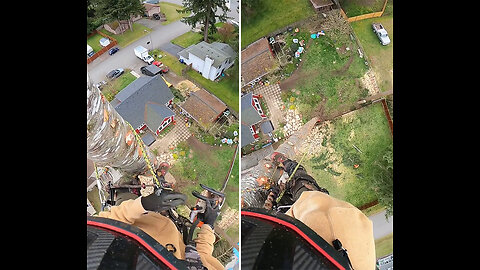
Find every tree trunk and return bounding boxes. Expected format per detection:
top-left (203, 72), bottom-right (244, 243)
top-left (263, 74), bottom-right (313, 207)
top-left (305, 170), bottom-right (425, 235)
top-left (203, 4), bottom-right (210, 42)
top-left (86, 74), bottom-right (156, 175)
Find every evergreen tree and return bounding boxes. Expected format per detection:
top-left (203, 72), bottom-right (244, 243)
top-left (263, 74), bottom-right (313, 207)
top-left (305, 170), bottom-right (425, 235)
top-left (178, 0), bottom-right (229, 42)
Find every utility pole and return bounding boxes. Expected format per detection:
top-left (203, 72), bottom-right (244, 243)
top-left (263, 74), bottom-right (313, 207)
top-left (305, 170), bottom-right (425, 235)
top-left (87, 74), bottom-right (156, 175)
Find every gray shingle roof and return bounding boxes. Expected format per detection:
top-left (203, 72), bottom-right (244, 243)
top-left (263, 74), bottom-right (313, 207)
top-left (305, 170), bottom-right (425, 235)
top-left (260, 120), bottom-right (274, 134)
top-left (241, 123), bottom-right (255, 147)
top-left (112, 75), bottom-right (174, 130)
top-left (145, 102), bottom-right (175, 131)
top-left (178, 41), bottom-right (236, 69)
top-left (241, 92), bottom-right (262, 126)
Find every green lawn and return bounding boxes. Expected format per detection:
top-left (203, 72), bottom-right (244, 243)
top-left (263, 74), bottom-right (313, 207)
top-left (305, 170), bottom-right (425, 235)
top-left (375, 233), bottom-right (393, 259)
top-left (241, 0), bottom-right (315, 48)
top-left (186, 61), bottom-right (239, 113)
top-left (303, 102), bottom-right (393, 209)
top-left (169, 142), bottom-right (239, 209)
top-left (171, 31), bottom-right (203, 48)
top-left (283, 29), bottom-right (369, 120)
top-left (87, 33), bottom-right (105, 53)
top-left (159, 2), bottom-right (190, 25)
top-left (351, 14), bottom-right (393, 92)
top-left (100, 23), bottom-right (152, 48)
top-left (339, 0), bottom-right (385, 17)
top-left (150, 49), bottom-right (186, 75)
top-left (102, 70), bottom-right (137, 101)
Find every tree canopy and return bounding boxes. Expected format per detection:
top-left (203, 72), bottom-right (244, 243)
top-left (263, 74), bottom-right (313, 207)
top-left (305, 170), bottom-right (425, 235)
top-left (177, 0), bottom-right (230, 42)
top-left (87, 0), bottom-right (145, 34)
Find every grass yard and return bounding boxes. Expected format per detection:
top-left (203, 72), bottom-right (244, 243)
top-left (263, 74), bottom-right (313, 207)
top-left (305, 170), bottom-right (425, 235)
top-left (150, 49), bottom-right (186, 75)
top-left (171, 31), bottom-right (203, 48)
top-left (102, 70), bottom-right (137, 101)
top-left (375, 233), bottom-right (393, 259)
top-left (100, 23), bottom-right (152, 48)
top-left (87, 33), bottom-right (105, 53)
top-left (159, 2), bottom-right (190, 25)
top-left (339, 0), bottom-right (385, 17)
top-left (169, 141), bottom-right (239, 210)
top-left (186, 61), bottom-right (239, 113)
top-left (281, 25), bottom-right (369, 120)
top-left (302, 102), bottom-right (393, 209)
top-left (241, 0), bottom-right (315, 48)
top-left (351, 14), bottom-right (393, 92)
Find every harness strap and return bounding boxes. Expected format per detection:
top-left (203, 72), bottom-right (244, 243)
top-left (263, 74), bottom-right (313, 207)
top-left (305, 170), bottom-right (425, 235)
top-left (332, 239), bottom-right (354, 270)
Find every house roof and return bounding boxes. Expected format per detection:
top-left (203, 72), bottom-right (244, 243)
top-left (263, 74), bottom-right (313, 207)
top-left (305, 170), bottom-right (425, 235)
top-left (141, 132), bottom-right (156, 146)
top-left (178, 41), bottom-right (236, 69)
top-left (241, 92), bottom-right (262, 126)
top-left (260, 120), bottom-right (274, 134)
top-left (241, 123), bottom-right (255, 147)
top-left (112, 75), bottom-right (174, 130)
top-left (144, 102), bottom-right (175, 131)
top-left (241, 38), bottom-right (276, 87)
top-left (180, 89), bottom-right (227, 129)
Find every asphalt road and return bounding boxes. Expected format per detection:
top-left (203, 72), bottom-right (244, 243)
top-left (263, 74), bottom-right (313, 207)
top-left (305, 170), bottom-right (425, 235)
top-left (369, 210), bottom-right (393, 239)
top-left (87, 0), bottom-right (239, 85)
top-left (87, 19), bottom-right (191, 85)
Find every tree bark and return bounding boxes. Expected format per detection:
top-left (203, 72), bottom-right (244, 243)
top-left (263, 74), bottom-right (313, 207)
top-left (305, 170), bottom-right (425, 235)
top-left (86, 74), bottom-right (156, 175)
top-left (203, 4), bottom-right (210, 42)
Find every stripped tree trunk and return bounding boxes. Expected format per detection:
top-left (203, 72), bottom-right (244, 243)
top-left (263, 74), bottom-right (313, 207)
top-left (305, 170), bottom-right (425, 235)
top-left (86, 74), bottom-right (156, 175)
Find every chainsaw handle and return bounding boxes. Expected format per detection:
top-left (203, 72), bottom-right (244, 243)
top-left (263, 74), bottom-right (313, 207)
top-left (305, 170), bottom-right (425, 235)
top-left (200, 184), bottom-right (225, 198)
top-left (191, 190), bottom-right (211, 202)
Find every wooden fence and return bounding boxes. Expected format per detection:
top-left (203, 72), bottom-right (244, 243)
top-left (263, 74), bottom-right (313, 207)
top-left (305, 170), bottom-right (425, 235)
top-left (340, 0), bottom-right (388, 23)
top-left (87, 30), bottom-right (118, 64)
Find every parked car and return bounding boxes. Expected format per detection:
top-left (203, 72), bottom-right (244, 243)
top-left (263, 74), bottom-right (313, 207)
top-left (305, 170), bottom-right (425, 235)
top-left (141, 65), bottom-right (162, 77)
top-left (153, 13), bottom-right (161, 20)
top-left (152, 61), bottom-right (169, 74)
top-left (106, 68), bottom-right (124, 79)
top-left (372, 23), bottom-right (390, 46)
top-left (108, 47), bottom-right (119, 55)
top-left (87, 44), bottom-right (95, 57)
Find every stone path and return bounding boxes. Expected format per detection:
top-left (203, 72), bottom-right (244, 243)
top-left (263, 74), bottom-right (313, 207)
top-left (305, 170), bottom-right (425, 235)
top-left (149, 113), bottom-right (192, 163)
top-left (252, 83), bottom-right (284, 129)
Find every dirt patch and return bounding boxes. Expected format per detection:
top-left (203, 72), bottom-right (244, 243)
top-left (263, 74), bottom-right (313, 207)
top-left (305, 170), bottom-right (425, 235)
top-left (332, 54), bottom-right (354, 76)
top-left (175, 80), bottom-right (200, 96)
top-left (186, 135), bottom-right (219, 167)
top-left (279, 69), bottom-right (318, 92)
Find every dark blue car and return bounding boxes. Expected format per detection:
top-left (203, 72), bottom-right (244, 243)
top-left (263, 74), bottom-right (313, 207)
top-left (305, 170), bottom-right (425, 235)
top-left (108, 47), bottom-right (119, 55)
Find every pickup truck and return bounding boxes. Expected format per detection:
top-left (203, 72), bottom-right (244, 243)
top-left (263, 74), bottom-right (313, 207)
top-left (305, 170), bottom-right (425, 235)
top-left (134, 45), bottom-right (154, 64)
top-left (372, 23), bottom-right (390, 46)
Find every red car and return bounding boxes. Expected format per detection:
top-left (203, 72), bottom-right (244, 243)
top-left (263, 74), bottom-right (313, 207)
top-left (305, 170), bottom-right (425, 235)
top-left (152, 61), bottom-right (169, 74)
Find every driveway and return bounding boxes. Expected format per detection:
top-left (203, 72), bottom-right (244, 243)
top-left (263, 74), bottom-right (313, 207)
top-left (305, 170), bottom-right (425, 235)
top-left (87, 19), bottom-right (190, 85)
top-left (159, 42), bottom-right (184, 57)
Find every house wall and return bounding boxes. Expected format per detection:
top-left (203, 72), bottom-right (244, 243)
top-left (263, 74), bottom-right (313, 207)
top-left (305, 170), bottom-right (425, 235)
top-left (207, 58), bottom-right (235, 81)
top-left (136, 123), bottom-right (148, 134)
top-left (182, 52), bottom-right (235, 81)
top-left (156, 116), bottom-right (174, 135)
top-left (251, 95), bottom-right (267, 118)
top-left (188, 53), bottom-right (206, 74)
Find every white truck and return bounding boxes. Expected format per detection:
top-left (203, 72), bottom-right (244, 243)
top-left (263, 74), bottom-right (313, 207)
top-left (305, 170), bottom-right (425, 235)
top-left (87, 44), bottom-right (94, 57)
top-left (134, 45), bottom-right (154, 64)
top-left (372, 23), bottom-right (390, 46)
